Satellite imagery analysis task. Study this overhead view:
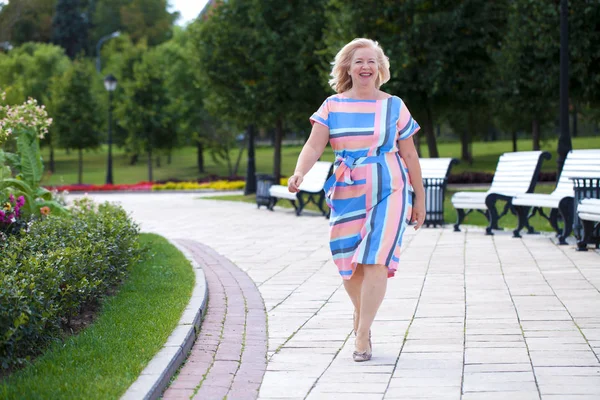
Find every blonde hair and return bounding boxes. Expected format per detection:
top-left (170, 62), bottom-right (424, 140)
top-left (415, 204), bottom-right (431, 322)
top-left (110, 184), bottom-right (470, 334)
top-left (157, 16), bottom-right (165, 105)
top-left (328, 38), bottom-right (391, 94)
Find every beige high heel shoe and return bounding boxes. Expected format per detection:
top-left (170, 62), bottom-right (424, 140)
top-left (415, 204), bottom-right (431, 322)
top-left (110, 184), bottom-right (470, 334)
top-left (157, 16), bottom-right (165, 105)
top-left (353, 335), bottom-right (372, 362)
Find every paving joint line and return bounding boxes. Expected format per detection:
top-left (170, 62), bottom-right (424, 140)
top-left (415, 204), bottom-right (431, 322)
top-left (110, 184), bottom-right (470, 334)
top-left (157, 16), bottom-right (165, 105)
top-left (553, 236), bottom-right (600, 294)
top-left (270, 281), bottom-right (345, 359)
top-left (265, 259), bottom-right (330, 313)
top-left (382, 227), bottom-right (443, 398)
top-left (519, 236), bottom-right (600, 364)
top-left (492, 235), bottom-right (543, 400)
top-left (460, 228), bottom-right (467, 399)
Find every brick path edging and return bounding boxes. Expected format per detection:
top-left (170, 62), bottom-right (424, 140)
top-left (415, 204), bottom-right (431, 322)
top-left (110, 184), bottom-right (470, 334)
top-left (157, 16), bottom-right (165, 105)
top-left (121, 239), bottom-right (209, 400)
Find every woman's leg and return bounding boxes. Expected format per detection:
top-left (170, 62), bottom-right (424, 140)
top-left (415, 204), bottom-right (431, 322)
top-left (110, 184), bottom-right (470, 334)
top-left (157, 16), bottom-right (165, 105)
top-left (355, 264), bottom-right (388, 352)
top-left (343, 264), bottom-right (364, 334)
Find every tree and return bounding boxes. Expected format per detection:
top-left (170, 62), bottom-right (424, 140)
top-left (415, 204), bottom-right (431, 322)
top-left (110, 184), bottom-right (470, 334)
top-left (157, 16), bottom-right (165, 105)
top-left (90, 0), bottom-right (178, 49)
top-left (0, 0), bottom-right (56, 45)
top-left (247, 0), bottom-right (328, 180)
top-left (115, 47), bottom-right (174, 181)
top-left (441, 0), bottom-right (509, 162)
top-left (48, 58), bottom-right (100, 184)
top-left (158, 28), bottom-right (213, 173)
top-left (52, 0), bottom-right (89, 59)
top-left (189, 0), bottom-right (265, 191)
top-left (498, 0), bottom-right (560, 151)
top-left (0, 42), bottom-right (70, 171)
top-left (98, 34), bottom-right (148, 162)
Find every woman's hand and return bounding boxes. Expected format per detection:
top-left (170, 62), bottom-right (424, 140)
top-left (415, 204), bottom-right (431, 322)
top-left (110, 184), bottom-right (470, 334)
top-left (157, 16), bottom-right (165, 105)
top-left (288, 174), bottom-right (304, 193)
top-left (412, 198), bottom-right (426, 230)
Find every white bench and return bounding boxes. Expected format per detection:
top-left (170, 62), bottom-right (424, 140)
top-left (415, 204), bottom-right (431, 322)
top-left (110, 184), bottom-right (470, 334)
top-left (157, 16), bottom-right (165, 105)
top-left (452, 151), bottom-right (550, 234)
top-left (512, 149), bottom-right (600, 244)
top-left (577, 198), bottom-right (600, 250)
top-left (418, 157), bottom-right (459, 227)
top-left (268, 161), bottom-right (333, 216)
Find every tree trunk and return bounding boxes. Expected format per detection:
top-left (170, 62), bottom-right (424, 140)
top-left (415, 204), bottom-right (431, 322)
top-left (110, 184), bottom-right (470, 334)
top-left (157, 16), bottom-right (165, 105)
top-left (233, 138), bottom-right (246, 177)
top-left (197, 141), bottom-right (205, 173)
top-left (49, 145), bottom-right (55, 173)
top-left (423, 102), bottom-right (439, 158)
top-left (459, 131), bottom-right (472, 164)
top-left (244, 124), bottom-right (257, 195)
top-left (414, 131), bottom-right (422, 157)
top-left (78, 148), bottom-right (83, 185)
top-left (273, 118), bottom-right (284, 180)
top-left (532, 117), bottom-right (541, 150)
top-left (167, 151), bottom-right (172, 165)
top-left (130, 153), bottom-right (138, 165)
top-left (147, 147), bottom-right (153, 182)
top-left (572, 103), bottom-right (578, 138)
top-left (156, 155), bottom-right (161, 168)
top-left (512, 131), bottom-right (518, 152)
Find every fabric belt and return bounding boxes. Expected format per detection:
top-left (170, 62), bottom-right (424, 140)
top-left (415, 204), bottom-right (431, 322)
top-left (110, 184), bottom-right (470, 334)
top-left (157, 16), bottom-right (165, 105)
top-left (323, 154), bottom-right (389, 205)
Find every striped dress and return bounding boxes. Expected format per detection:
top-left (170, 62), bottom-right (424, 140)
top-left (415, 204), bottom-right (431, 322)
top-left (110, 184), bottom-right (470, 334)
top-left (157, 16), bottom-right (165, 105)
top-left (310, 94), bottom-right (420, 280)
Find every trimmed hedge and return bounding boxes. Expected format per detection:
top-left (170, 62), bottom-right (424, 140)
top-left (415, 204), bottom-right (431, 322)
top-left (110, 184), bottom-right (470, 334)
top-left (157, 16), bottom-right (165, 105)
top-left (0, 198), bottom-right (143, 371)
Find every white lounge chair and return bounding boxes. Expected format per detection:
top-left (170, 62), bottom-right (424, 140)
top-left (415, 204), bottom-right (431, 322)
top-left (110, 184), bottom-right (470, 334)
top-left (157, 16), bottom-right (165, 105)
top-left (268, 161), bottom-right (333, 217)
top-left (452, 151), bottom-right (550, 234)
top-left (512, 149), bottom-right (600, 244)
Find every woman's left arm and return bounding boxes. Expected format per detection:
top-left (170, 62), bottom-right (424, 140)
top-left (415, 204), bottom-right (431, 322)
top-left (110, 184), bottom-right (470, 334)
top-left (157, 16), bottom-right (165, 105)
top-left (399, 138), bottom-right (425, 230)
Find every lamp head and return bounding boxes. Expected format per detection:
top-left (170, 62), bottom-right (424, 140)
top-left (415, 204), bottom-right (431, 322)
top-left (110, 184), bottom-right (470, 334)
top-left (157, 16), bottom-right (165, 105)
top-left (104, 74), bottom-right (118, 92)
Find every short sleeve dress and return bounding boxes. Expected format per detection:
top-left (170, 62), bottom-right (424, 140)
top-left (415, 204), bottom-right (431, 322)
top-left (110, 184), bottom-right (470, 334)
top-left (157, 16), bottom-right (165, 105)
top-left (310, 93), bottom-right (420, 280)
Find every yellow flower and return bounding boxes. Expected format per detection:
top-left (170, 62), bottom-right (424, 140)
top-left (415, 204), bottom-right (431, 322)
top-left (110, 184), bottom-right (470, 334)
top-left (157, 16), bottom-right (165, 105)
top-left (4, 202), bottom-right (11, 211)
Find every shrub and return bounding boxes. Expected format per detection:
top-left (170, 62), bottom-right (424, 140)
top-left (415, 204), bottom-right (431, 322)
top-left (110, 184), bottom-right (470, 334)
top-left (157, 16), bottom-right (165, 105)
top-left (0, 198), bottom-right (142, 371)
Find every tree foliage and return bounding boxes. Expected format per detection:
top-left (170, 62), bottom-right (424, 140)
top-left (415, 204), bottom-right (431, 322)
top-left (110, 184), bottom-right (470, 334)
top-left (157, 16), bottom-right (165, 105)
top-left (47, 58), bottom-right (100, 183)
top-left (115, 47), bottom-right (175, 181)
top-left (51, 0), bottom-right (90, 58)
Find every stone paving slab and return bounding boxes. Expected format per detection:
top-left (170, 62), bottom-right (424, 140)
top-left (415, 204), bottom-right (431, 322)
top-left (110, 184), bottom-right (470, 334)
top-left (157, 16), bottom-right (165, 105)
top-left (74, 193), bottom-right (600, 400)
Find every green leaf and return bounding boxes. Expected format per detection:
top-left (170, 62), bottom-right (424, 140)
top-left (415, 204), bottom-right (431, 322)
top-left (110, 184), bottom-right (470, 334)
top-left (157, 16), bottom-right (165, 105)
top-left (16, 128), bottom-right (44, 188)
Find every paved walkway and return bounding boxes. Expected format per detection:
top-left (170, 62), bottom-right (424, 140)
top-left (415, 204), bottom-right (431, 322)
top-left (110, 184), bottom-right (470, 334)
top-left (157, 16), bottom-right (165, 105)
top-left (77, 193), bottom-right (600, 399)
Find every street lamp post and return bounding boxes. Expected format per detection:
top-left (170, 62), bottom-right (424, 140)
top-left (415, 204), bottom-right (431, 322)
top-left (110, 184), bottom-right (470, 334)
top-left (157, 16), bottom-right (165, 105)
top-left (96, 31), bottom-right (120, 73)
top-left (104, 74), bottom-right (118, 184)
top-left (557, 0), bottom-right (572, 175)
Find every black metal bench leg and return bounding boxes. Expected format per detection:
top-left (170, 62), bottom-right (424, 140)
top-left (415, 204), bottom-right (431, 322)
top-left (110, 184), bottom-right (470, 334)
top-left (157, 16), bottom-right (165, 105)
top-left (267, 198), bottom-right (277, 211)
top-left (557, 197), bottom-right (574, 245)
top-left (513, 206), bottom-right (529, 238)
top-left (296, 195), bottom-right (305, 216)
top-left (549, 208), bottom-right (560, 235)
top-left (454, 209), bottom-right (465, 232)
top-left (485, 196), bottom-right (500, 235)
top-left (576, 220), bottom-right (594, 251)
top-left (317, 193), bottom-right (328, 217)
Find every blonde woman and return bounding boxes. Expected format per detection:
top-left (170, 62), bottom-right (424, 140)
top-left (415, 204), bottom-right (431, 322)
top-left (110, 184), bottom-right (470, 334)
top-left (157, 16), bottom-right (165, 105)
top-left (288, 38), bottom-right (425, 362)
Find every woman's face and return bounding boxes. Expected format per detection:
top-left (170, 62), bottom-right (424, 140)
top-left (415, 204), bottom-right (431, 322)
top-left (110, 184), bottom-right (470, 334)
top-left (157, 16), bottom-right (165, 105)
top-left (348, 47), bottom-right (379, 89)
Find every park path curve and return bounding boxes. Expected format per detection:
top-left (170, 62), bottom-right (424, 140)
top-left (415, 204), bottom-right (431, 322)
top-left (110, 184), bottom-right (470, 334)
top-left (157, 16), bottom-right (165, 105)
top-left (73, 193), bottom-right (600, 400)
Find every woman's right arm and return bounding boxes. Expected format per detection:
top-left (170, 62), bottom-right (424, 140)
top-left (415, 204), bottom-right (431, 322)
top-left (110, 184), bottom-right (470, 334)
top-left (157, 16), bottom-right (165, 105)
top-left (288, 123), bottom-right (329, 193)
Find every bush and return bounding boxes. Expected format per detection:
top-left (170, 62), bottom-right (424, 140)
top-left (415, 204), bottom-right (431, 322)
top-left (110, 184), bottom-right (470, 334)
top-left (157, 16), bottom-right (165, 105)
top-left (0, 198), bottom-right (142, 371)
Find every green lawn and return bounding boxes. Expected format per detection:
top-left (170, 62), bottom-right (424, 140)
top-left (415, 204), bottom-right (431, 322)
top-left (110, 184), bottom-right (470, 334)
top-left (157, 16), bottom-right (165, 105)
top-left (41, 136), bottom-right (600, 186)
top-left (203, 182), bottom-right (561, 233)
top-left (0, 233), bottom-right (195, 400)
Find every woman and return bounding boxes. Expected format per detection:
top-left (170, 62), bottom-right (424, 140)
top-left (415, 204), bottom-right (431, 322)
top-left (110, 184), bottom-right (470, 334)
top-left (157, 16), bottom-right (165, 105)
top-left (288, 38), bottom-right (425, 362)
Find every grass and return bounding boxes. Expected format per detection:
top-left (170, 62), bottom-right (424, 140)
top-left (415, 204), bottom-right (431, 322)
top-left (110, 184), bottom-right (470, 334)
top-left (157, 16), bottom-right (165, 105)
top-left (203, 182), bottom-right (561, 232)
top-left (0, 233), bottom-right (195, 400)
top-left (41, 136), bottom-right (600, 185)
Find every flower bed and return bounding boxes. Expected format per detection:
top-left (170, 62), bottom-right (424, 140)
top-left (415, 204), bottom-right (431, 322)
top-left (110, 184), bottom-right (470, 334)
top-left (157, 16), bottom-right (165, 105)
top-left (49, 177), bottom-right (291, 192)
top-left (49, 182), bottom-right (154, 192)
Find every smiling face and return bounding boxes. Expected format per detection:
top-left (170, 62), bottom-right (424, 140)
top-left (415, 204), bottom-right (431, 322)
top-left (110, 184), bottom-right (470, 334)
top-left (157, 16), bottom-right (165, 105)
top-left (348, 47), bottom-right (379, 89)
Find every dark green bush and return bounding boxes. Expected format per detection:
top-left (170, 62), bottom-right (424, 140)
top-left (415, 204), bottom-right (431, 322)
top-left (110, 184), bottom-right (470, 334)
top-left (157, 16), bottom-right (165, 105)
top-left (0, 198), bottom-right (142, 370)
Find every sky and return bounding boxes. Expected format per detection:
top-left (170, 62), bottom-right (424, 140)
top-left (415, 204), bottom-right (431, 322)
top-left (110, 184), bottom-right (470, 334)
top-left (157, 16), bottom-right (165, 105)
top-left (169, 0), bottom-right (210, 26)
